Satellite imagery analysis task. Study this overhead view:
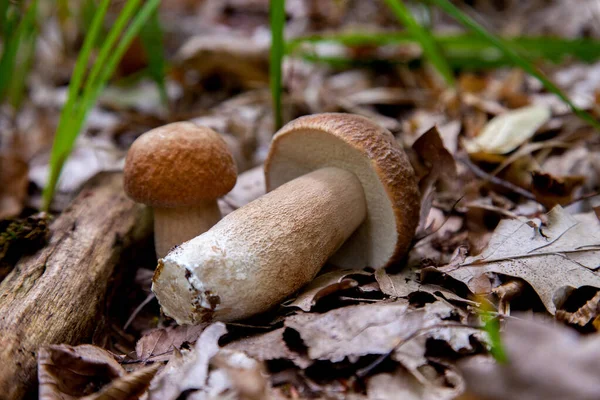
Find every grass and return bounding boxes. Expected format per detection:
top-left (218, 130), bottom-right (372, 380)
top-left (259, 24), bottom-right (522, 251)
top-left (429, 0), bottom-right (600, 130)
top-left (43, 0), bottom-right (161, 210)
top-left (269, 0), bottom-right (285, 131)
top-left (139, 8), bottom-right (168, 108)
top-left (478, 299), bottom-right (508, 364)
top-left (286, 1), bottom-right (599, 130)
top-left (0, 0), bottom-right (39, 109)
top-left (287, 32), bottom-right (600, 68)
top-left (384, 0), bottom-right (454, 85)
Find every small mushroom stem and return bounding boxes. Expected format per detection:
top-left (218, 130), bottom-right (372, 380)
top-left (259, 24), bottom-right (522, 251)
top-left (153, 201), bottom-right (221, 258)
top-left (153, 167), bottom-right (367, 323)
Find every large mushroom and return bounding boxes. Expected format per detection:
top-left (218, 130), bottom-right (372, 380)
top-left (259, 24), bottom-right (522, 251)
top-left (152, 113), bottom-right (420, 324)
top-left (124, 122), bottom-right (237, 258)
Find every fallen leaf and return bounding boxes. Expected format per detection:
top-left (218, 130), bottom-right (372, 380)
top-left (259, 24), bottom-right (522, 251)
top-left (82, 363), bottom-right (160, 400)
top-left (0, 152), bottom-right (29, 220)
top-left (463, 105), bottom-right (551, 156)
top-left (148, 322), bottom-right (227, 399)
top-left (175, 33), bottom-right (269, 89)
top-left (375, 268), bottom-right (476, 306)
top-left (411, 127), bottom-right (458, 234)
top-left (135, 324), bottom-right (208, 362)
top-left (224, 327), bottom-right (311, 368)
top-left (428, 206), bottom-right (600, 314)
top-left (531, 170), bottom-right (585, 209)
top-left (556, 291), bottom-right (600, 327)
top-left (284, 300), bottom-right (479, 363)
top-left (460, 316), bottom-right (600, 400)
top-left (38, 344), bottom-right (158, 400)
top-left (284, 268), bottom-right (370, 312)
top-left (367, 367), bottom-right (462, 400)
top-left (148, 322), bottom-right (271, 400)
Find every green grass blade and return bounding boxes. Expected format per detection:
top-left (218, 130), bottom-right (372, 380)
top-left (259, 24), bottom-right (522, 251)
top-left (83, 0), bottom-right (141, 92)
top-left (429, 0), bottom-right (600, 129)
top-left (43, 0), bottom-right (110, 209)
top-left (78, 0), bottom-right (161, 120)
top-left (289, 31), bottom-right (600, 70)
top-left (43, 0), bottom-right (160, 210)
top-left (0, 0), bottom-right (10, 35)
top-left (384, 0), bottom-right (454, 85)
top-left (270, 0), bottom-right (285, 130)
top-left (0, 5), bottom-right (25, 101)
top-left (8, 0), bottom-right (38, 109)
top-left (139, 8), bottom-right (168, 107)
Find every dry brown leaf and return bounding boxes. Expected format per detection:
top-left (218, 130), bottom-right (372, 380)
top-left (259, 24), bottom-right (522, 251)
top-left (284, 300), bottom-right (479, 363)
top-left (460, 316), bottom-right (600, 400)
top-left (148, 322), bottom-right (271, 400)
top-left (224, 327), bottom-right (311, 368)
top-left (427, 206), bottom-right (600, 314)
top-left (82, 363), bottom-right (160, 400)
top-left (367, 367), bottom-right (463, 400)
top-left (411, 127), bottom-right (458, 235)
top-left (175, 34), bottom-right (269, 89)
top-left (530, 170), bottom-right (585, 209)
top-left (135, 324), bottom-right (208, 362)
top-left (284, 268), bottom-right (370, 311)
top-left (38, 344), bottom-right (124, 399)
top-left (148, 323), bottom-right (227, 399)
top-left (375, 268), bottom-right (476, 306)
top-left (0, 152), bottom-right (29, 220)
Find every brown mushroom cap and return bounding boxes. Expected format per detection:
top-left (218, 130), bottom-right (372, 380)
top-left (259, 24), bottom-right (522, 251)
top-left (264, 113), bottom-right (420, 269)
top-left (124, 122), bottom-right (237, 207)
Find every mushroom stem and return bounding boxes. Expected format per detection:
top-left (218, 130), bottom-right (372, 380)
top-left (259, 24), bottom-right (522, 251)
top-left (153, 201), bottom-right (221, 258)
top-left (153, 167), bottom-right (367, 323)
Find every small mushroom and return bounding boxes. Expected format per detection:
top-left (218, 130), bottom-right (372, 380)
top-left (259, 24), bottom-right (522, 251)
top-left (124, 122), bottom-right (237, 258)
top-left (152, 114), bottom-right (420, 323)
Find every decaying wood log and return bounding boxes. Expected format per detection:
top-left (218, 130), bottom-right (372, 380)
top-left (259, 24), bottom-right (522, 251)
top-left (0, 172), bottom-right (153, 399)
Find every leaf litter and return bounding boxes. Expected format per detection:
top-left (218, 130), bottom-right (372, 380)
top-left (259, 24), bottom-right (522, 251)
top-left (1, 0), bottom-right (600, 399)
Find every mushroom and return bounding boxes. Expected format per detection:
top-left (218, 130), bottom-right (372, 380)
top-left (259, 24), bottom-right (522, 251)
top-left (124, 122), bottom-right (237, 258)
top-left (152, 113), bottom-right (420, 323)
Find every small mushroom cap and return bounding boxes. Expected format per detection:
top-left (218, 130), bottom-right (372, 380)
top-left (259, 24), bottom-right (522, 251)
top-left (124, 122), bottom-right (237, 207)
top-left (264, 113), bottom-right (420, 269)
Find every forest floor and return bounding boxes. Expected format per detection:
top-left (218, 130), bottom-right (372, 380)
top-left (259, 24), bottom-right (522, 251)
top-left (1, 1), bottom-right (600, 399)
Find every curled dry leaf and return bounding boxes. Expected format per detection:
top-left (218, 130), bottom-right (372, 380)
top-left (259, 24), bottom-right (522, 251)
top-left (463, 105), bottom-right (551, 158)
top-left (37, 344), bottom-right (157, 400)
top-left (530, 169), bottom-right (586, 209)
top-left (460, 316), bottom-right (600, 400)
top-left (38, 344), bottom-right (122, 399)
top-left (0, 152), bottom-right (29, 220)
top-left (410, 127), bottom-right (457, 235)
top-left (426, 206), bottom-right (600, 314)
top-left (82, 363), bottom-right (160, 400)
top-left (284, 268), bottom-right (371, 312)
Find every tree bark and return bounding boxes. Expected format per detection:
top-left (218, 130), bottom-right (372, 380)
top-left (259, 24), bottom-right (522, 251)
top-left (0, 173), bottom-right (153, 399)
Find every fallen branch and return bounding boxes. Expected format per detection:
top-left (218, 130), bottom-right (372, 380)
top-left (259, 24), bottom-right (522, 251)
top-left (0, 173), bottom-right (152, 399)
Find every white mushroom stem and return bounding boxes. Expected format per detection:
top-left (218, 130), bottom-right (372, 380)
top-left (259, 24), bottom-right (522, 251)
top-left (153, 200), bottom-right (221, 258)
top-left (153, 167), bottom-right (367, 323)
